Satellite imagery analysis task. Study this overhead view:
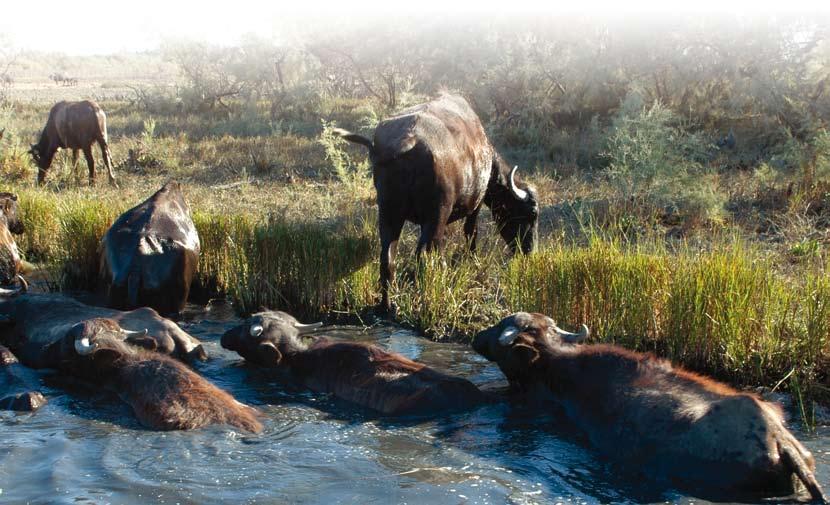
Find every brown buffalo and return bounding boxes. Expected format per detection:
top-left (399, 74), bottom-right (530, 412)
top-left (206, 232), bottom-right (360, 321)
top-left (0, 293), bottom-right (206, 362)
top-left (472, 312), bottom-right (827, 503)
top-left (0, 344), bottom-right (46, 412)
top-left (221, 311), bottom-right (489, 416)
top-left (29, 100), bottom-right (118, 187)
top-left (334, 94), bottom-right (538, 312)
top-left (100, 181), bottom-right (200, 315)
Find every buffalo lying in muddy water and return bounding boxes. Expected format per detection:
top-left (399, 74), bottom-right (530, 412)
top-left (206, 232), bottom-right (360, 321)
top-left (29, 100), bottom-right (118, 187)
top-left (0, 295), bottom-right (260, 431)
top-left (222, 310), bottom-right (489, 416)
top-left (334, 93), bottom-right (539, 312)
top-left (100, 181), bottom-right (200, 315)
top-left (472, 312), bottom-right (827, 503)
top-left (0, 293), bottom-right (206, 362)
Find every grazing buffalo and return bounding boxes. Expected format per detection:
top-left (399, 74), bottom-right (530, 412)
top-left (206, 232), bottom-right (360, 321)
top-left (29, 100), bottom-right (118, 187)
top-left (0, 344), bottom-right (46, 412)
top-left (0, 293), bottom-right (206, 362)
top-left (472, 312), bottom-right (827, 503)
top-left (100, 181), bottom-right (200, 315)
top-left (334, 94), bottom-right (539, 312)
top-left (222, 311), bottom-right (489, 416)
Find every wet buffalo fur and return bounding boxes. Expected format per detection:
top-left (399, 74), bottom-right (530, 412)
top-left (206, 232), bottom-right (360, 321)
top-left (0, 344), bottom-right (46, 412)
top-left (100, 181), bottom-right (200, 315)
top-left (333, 94), bottom-right (539, 312)
top-left (29, 100), bottom-right (118, 187)
top-left (472, 312), bottom-right (828, 503)
top-left (58, 319), bottom-right (261, 432)
top-left (222, 311), bottom-right (488, 416)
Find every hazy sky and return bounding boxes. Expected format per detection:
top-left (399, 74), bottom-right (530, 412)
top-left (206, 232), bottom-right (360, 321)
top-left (1, 0), bottom-right (827, 55)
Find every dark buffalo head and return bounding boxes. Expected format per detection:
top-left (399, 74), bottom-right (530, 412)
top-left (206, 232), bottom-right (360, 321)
top-left (60, 318), bottom-right (149, 378)
top-left (29, 128), bottom-right (52, 170)
top-left (221, 311), bottom-right (322, 366)
top-left (472, 312), bottom-right (589, 383)
top-left (486, 156), bottom-right (539, 254)
top-left (0, 192), bottom-right (24, 235)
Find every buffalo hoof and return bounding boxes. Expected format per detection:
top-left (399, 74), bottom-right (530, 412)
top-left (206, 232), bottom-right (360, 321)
top-left (0, 391), bottom-right (47, 412)
top-left (373, 301), bottom-right (398, 320)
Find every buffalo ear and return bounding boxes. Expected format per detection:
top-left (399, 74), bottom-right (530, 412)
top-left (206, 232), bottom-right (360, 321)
top-left (125, 335), bottom-right (158, 351)
top-left (258, 342), bottom-right (282, 365)
top-left (512, 342), bottom-right (540, 366)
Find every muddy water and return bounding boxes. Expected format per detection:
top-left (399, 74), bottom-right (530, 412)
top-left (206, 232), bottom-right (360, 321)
top-left (1, 301), bottom-right (829, 504)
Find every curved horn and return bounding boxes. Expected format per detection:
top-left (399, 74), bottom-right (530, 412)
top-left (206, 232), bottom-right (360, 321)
top-left (0, 286), bottom-right (21, 296)
top-left (121, 328), bottom-right (148, 339)
top-left (16, 274), bottom-right (28, 293)
top-left (293, 322), bottom-right (322, 335)
top-left (75, 336), bottom-right (96, 356)
top-left (509, 166), bottom-right (529, 201)
top-left (498, 326), bottom-right (521, 346)
top-left (250, 324), bottom-right (264, 337)
top-left (553, 323), bottom-right (590, 344)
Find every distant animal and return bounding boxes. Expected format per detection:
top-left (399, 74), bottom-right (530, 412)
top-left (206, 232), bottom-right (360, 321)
top-left (0, 293), bottom-right (206, 362)
top-left (0, 344), bottom-right (46, 412)
top-left (0, 311), bottom-right (260, 432)
top-left (222, 310), bottom-right (489, 416)
top-left (472, 312), bottom-right (827, 503)
top-left (100, 181), bottom-right (200, 315)
top-left (29, 100), bottom-right (118, 187)
top-left (717, 128), bottom-right (736, 150)
top-left (333, 94), bottom-right (539, 312)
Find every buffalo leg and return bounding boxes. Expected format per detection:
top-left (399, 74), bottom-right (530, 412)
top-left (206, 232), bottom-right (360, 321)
top-left (416, 204), bottom-right (451, 255)
top-left (463, 208), bottom-right (481, 253)
top-left (82, 146), bottom-right (95, 185)
top-left (98, 138), bottom-right (118, 188)
top-left (71, 149), bottom-right (79, 179)
top-left (378, 212), bottom-right (404, 313)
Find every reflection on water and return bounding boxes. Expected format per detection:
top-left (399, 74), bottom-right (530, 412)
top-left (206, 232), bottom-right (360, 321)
top-left (1, 300), bottom-right (829, 504)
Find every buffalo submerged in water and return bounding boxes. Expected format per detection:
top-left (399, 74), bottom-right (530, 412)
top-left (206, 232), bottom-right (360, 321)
top-left (472, 312), bottom-right (828, 503)
top-left (334, 93), bottom-right (539, 312)
top-left (222, 310), bottom-right (489, 416)
top-left (100, 180), bottom-right (200, 315)
top-left (0, 293), bottom-right (260, 431)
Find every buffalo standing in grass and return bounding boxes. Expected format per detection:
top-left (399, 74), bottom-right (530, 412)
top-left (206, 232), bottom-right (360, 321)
top-left (222, 310), bottom-right (489, 416)
top-left (0, 294), bottom-right (260, 432)
top-left (472, 312), bottom-right (827, 503)
top-left (29, 100), bottom-right (118, 187)
top-left (334, 94), bottom-right (539, 312)
top-left (101, 181), bottom-right (200, 315)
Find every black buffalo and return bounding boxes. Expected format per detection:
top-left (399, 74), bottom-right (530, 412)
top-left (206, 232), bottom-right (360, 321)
top-left (472, 312), bottom-right (827, 503)
top-left (0, 293), bottom-right (205, 362)
top-left (334, 94), bottom-right (538, 311)
top-left (100, 181), bottom-right (200, 315)
top-left (30, 100), bottom-right (118, 187)
top-left (222, 310), bottom-right (489, 416)
top-left (0, 295), bottom-right (259, 432)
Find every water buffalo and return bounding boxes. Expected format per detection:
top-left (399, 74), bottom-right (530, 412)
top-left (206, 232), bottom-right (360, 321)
top-left (472, 312), bottom-right (827, 503)
top-left (29, 100), bottom-right (118, 187)
top-left (100, 181), bottom-right (200, 315)
top-left (0, 344), bottom-right (46, 412)
top-left (0, 293), bottom-right (206, 362)
top-left (222, 311), bottom-right (489, 416)
top-left (334, 94), bottom-right (539, 312)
